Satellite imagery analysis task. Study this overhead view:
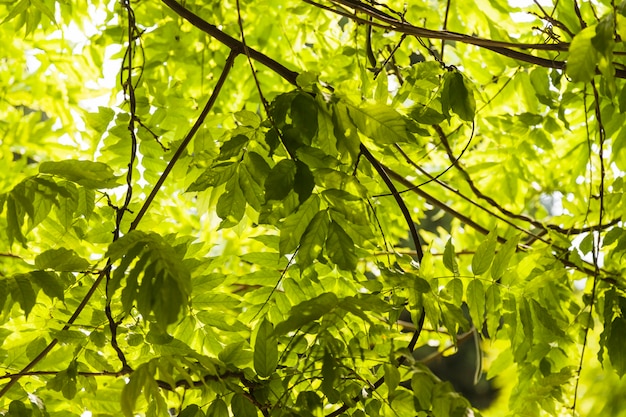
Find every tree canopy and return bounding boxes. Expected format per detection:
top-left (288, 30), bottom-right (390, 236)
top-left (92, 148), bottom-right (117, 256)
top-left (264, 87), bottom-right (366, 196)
top-left (1, 0), bottom-right (626, 416)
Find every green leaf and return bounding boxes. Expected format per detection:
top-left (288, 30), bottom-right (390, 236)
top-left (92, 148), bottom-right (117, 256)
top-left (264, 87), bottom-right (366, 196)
top-left (442, 71), bottom-right (475, 121)
top-left (325, 220), bottom-right (358, 270)
top-left (179, 405), bottom-right (205, 417)
top-left (187, 163), bottom-right (237, 192)
top-left (467, 279), bottom-right (486, 328)
top-left (321, 350), bottom-right (340, 403)
top-left (239, 152), bottom-right (270, 211)
top-left (297, 210), bottom-right (330, 268)
top-left (207, 399), bottom-right (229, 417)
top-left (216, 172), bottom-right (246, 227)
top-left (294, 161), bottom-right (315, 204)
top-left (566, 26), bottom-right (599, 83)
top-left (217, 134), bottom-right (248, 160)
top-left (46, 360), bottom-right (78, 400)
top-left (39, 160), bottom-right (121, 189)
top-left (485, 284), bottom-right (502, 338)
top-left (35, 248), bottom-right (90, 271)
top-left (106, 231), bottom-right (191, 326)
top-left (234, 110), bottom-right (261, 128)
top-left (6, 400), bottom-right (32, 417)
top-left (409, 104), bottom-right (446, 124)
top-left (28, 270), bottom-right (64, 300)
top-left (592, 16), bottom-right (615, 56)
top-left (332, 102), bottom-right (361, 159)
top-left (231, 393), bottom-right (259, 417)
top-left (8, 275), bottom-right (37, 318)
top-left (265, 159), bottom-right (297, 201)
top-left (254, 319), bottom-right (278, 378)
top-left (384, 364), bottom-right (400, 394)
top-left (491, 234), bottom-right (519, 280)
top-left (279, 194), bottom-right (320, 255)
top-left (86, 106), bottom-right (115, 133)
top-left (291, 92), bottom-right (318, 142)
top-left (412, 370), bottom-right (435, 410)
top-left (274, 292), bottom-right (339, 335)
top-left (607, 317), bottom-right (626, 376)
top-left (619, 83), bottom-right (626, 113)
top-left (443, 238), bottom-right (459, 277)
top-left (348, 102), bottom-right (411, 144)
top-left (530, 299), bottom-right (566, 338)
top-left (0, 0), bottom-right (29, 25)
top-left (471, 228), bottom-right (498, 276)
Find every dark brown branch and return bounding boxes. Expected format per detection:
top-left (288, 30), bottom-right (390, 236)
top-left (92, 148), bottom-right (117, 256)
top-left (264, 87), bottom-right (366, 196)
top-left (328, 0), bottom-right (570, 50)
top-left (129, 50), bottom-right (238, 231)
top-left (361, 144), bottom-right (424, 262)
top-left (307, 0), bottom-right (626, 79)
top-left (161, 0), bottom-right (298, 86)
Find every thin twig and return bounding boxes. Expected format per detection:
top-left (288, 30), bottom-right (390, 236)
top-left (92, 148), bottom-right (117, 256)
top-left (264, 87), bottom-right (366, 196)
top-left (572, 79), bottom-right (605, 414)
top-left (129, 50), bottom-right (238, 231)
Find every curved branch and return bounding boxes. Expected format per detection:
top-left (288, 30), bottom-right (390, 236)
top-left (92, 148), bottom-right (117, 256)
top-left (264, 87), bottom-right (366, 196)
top-left (161, 0), bottom-right (298, 86)
top-left (304, 0), bottom-right (626, 79)
top-left (129, 50), bottom-right (238, 231)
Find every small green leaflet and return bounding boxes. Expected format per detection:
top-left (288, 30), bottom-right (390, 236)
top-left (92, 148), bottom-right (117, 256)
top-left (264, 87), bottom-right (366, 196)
top-left (485, 284), bottom-right (502, 338)
top-left (442, 71), bottom-right (475, 122)
top-left (253, 319), bottom-right (278, 378)
top-left (86, 106), bottom-right (115, 133)
top-left (530, 299), bottom-right (566, 338)
top-left (6, 275), bottom-right (37, 318)
top-left (231, 393), bottom-right (259, 417)
top-left (384, 364), bottom-right (400, 396)
top-left (274, 292), bottom-right (339, 335)
top-left (291, 92), bottom-right (318, 142)
top-left (321, 350), bottom-right (340, 403)
top-left (216, 173), bottom-right (246, 228)
top-left (467, 279), bottom-right (486, 329)
top-left (234, 110), bottom-right (261, 128)
top-left (216, 134), bottom-right (248, 160)
top-left (297, 210), bottom-right (330, 268)
top-left (348, 102), bottom-right (412, 144)
top-left (566, 26), bottom-right (599, 83)
top-left (28, 270), bottom-right (65, 300)
top-left (607, 317), bottom-right (626, 376)
top-left (265, 159), bottom-right (297, 201)
top-left (472, 228), bottom-right (498, 276)
top-left (35, 247), bottom-right (90, 271)
top-left (491, 234), bottom-right (520, 280)
top-left (187, 162), bottom-right (237, 192)
top-left (411, 370), bottom-right (435, 410)
top-left (325, 220), bottom-right (358, 270)
top-left (46, 360), bottom-right (78, 400)
top-left (279, 194), bottom-right (320, 255)
top-left (39, 160), bottom-right (121, 189)
top-left (239, 152), bottom-right (270, 211)
top-left (443, 238), bottom-right (459, 277)
top-left (206, 399), bottom-right (229, 417)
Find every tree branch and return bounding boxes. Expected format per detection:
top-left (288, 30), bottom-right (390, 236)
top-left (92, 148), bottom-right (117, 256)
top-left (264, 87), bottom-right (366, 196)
top-left (161, 0), bottom-right (298, 86)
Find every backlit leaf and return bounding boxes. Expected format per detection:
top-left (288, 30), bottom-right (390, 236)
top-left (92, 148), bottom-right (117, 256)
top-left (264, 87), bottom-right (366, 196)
top-left (265, 159), bottom-right (297, 201)
top-left (348, 102), bottom-right (411, 144)
top-left (566, 26), bottom-right (599, 83)
top-left (472, 228), bottom-right (498, 276)
top-left (274, 292), bottom-right (339, 335)
top-left (39, 160), bottom-right (121, 189)
top-left (253, 319), bottom-right (278, 378)
top-left (325, 220), bottom-right (358, 270)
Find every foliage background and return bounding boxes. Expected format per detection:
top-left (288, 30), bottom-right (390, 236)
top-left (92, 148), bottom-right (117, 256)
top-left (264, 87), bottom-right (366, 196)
top-left (1, 0), bottom-right (626, 416)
